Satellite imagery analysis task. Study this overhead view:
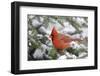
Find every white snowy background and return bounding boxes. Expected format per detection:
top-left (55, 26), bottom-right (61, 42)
top-left (28, 15), bottom-right (88, 60)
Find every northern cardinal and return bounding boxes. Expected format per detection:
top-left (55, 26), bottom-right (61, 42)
top-left (50, 26), bottom-right (81, 55)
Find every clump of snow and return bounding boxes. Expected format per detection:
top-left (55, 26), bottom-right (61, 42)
top-left (81, 27), bottom-right (88, 38)
top-left (79, 52), bottom-right (88, 58)
top-left (70, 41), bottom-right (87, 50)
top-left (32, 19), bottom-right (42, 28)
top-left (76, 17), bottom-right (87, 27)
top-left (38, 26), bottom-right (47, 34)
top-left (41, 44), bottom-right (49, 50)
top-left (29, 42), bottom-right (32, 46)
top-left (65, 52), bottom-right (77, 59)
top-left (72, 34), bottom-right (81, 39)
top-left (80, 44), bottom-right (87, 49)
top-left (33, 43), bottom-right (50, 59)
top-left (71, 54), bottom-right (77, 59)
top-left (70, 41), bottom-right (80, 49)
top-left (57, 51), bottom-right (77, 60)
top-left (33, 48), bottom-right (44, 59)
top-left (39, 16), bottom-right (44, 23)
top-left (36, 34), bottom-right (43, 38)
top-left (61, 22), bottom-right (76, 34)
top-left (28, 30), bottom-right (32, 35)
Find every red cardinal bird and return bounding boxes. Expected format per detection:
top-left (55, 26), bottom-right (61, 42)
top-left (50, 26), bottom-right (81, 55)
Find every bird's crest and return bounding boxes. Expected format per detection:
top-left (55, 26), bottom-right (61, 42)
top-left (51, 26), bottom-right (58, 36)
